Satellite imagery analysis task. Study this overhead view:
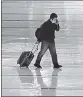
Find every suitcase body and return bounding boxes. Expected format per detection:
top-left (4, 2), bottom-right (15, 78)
top-left (17, 51), bottom-right (34, 67)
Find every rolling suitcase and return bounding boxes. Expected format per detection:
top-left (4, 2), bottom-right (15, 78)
top-left (17, 41), bottom-right (39, 68)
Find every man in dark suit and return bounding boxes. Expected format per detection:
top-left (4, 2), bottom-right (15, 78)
top-left (34, 13), bottom-right (62, 68)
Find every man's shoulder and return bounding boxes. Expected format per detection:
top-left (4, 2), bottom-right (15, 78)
top-left (42, 21), bottom-right (47, 25)
top-left (42, 20), bottom-right (49, 27)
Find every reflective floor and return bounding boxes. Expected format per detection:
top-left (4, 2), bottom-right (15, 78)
top-left (2, 1), bottom-right (83, 96)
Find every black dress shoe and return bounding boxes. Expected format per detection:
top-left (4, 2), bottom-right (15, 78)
top-left (54, 65), bottom-right (62, 68)
top-left (34, 64), bottom-right (42, 68)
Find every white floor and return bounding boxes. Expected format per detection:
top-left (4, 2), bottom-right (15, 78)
top-left (2, 1), bottom-right (83, 96)
top-left (2, 40), bottom-right (83, 96)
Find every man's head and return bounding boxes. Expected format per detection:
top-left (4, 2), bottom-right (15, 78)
top-left (50, 13), bottom-right (58, 23)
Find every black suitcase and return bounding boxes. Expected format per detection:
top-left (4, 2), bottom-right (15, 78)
top-left (17, 42), bottom-right (39, 68)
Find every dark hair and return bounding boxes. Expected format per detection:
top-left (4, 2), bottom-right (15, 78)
top-left (50, 13), bottom-right (58, 20)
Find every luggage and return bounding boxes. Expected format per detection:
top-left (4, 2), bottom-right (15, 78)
top-left (17, 42), bottom-right (39, 68)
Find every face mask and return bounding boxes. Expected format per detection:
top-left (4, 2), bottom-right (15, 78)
top-left (51, 18), bottom-right (57, 23)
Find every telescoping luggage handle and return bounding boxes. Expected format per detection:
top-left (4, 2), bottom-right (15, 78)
top-left (31, 41), bottom-right (40, 54)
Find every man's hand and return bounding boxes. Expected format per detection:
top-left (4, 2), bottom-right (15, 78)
top-left (55, 19), bottom-right (60, 31)
top-left (36, 40), bottom-right (40, 44)
top-left (55, 19), bottom-right (59, 25)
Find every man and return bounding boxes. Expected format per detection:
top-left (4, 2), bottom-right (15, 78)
top-left (34, 13), bottom-right (62, 68)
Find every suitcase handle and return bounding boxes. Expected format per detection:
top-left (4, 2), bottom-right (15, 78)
top-left (31, 41), bottom-right (40, 54)
top-left (33, 43), bottom-right (39, 54)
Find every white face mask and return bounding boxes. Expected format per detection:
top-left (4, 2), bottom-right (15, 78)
top-left (51, 18), bottom-right (57, 23)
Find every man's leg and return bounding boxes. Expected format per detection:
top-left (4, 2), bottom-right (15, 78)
top-left (34, 41), bottom-right (49, 68)
top-left (49, 42), bottom-right (62, 68)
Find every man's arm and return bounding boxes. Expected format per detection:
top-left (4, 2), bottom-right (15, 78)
top-left (54, 19), bottom-right (60, 31)
top-left (56, 24), bottom-right (60, 31)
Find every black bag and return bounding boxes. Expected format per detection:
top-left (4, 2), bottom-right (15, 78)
top-left (35, 28), bottom-right (41, 42)
top-left (17, 42), bottom-right (39, 68)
